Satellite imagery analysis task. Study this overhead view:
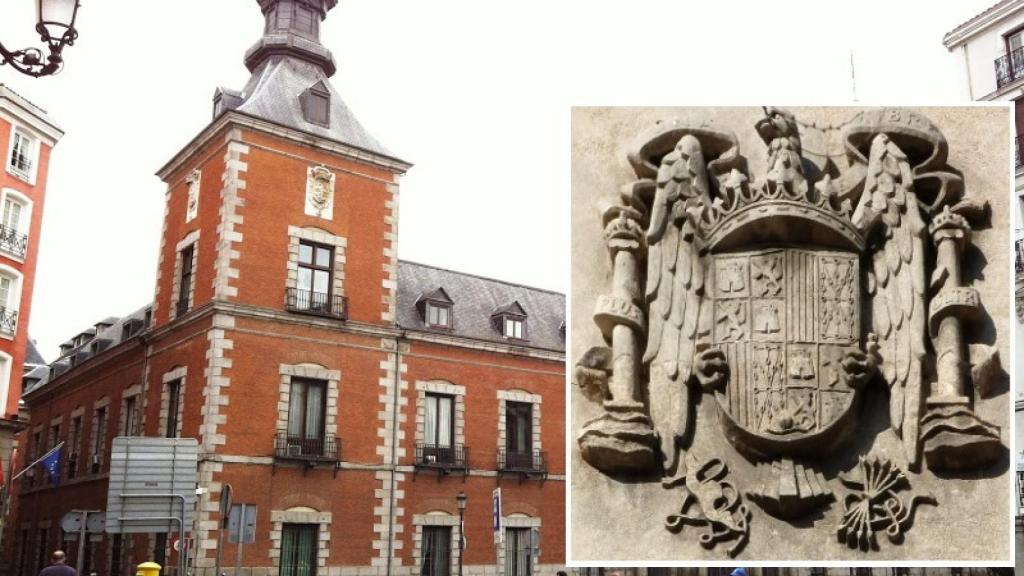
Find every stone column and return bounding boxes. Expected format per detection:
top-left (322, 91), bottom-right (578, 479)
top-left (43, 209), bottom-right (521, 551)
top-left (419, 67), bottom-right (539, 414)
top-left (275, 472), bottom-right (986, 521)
top-left (920, 207), bottom-right (1002, 470)
top-left (577, 204), bottom-right (657, 473)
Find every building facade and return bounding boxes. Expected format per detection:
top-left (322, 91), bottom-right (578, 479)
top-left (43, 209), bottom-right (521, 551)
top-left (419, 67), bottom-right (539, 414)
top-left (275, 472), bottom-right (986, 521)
top-left (3, 2), bottom-right (564, 576)
top-left (0, 84), bottom-right (61, 548)
top-left (572, 570), bottom-right (1010, 576)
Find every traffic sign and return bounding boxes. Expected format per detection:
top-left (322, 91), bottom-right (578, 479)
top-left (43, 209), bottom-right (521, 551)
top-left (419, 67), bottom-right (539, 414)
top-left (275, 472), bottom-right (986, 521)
top-left (492, 488), bottom-right (502, 544)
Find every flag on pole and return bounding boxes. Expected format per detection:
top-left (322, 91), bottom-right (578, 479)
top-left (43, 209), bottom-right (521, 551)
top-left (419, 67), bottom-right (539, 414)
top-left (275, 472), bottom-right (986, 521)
top-left (41, 445), bottom-right (62, 487)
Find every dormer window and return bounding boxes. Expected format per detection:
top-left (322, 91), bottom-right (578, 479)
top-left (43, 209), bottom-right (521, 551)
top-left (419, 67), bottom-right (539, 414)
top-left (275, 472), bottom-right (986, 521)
top-left (416, 287), bottom-right (454, 330)
top-left (492, 301), bottom-right (527, 341)
top-left (426, 301), bottom-right (451, 329)
top-left (301, 81), bottom-right (330, 127)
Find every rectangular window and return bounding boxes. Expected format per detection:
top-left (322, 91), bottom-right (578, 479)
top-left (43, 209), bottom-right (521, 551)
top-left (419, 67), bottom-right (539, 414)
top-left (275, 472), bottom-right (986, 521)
top-left (92, 406), bottom-right (107, 473)
top-left (294, 4), bottom-right (315, 34)
top-left (0, 276), bottom-right (13, 310)
top-left (279, 523), bottom-right (318, 576)
top-left (296, 241), bottom-right (333, 312)
top-left (307, 90), bottom-right (329, 126)
top-left (504, 528), bottom-right (532, 576)
top-left (165, 379), bottom-right (182, 438)
top-left (423, 393), bottom-right (455, 464)
top-left (276, 1), bottom-right (293, 30)
top-left (421, 526), bottom-right (451, 576)
top-left (503, 317), bottom-right (524, 339)
top-left (286, 378), bottom-right (326, 455)
top-left (68, 416), bottom-right (82, 480)
top-left (176, 244), bottom-right (195, 317)
top-left (426, 302), bottom-right (451, 328)
top-left (505, 401), bottom-right (533, 454)
top-left (29, 430), bottom-right (40, 487)
top-left (123, 396), bottom-right (138, 436)
top-left (9, 131), bottom-right (33, 176)
top-left (3, 197), bottom-right (23, 233)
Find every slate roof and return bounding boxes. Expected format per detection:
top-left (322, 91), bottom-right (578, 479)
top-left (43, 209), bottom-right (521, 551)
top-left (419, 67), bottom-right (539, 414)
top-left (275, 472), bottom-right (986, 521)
top-left (25, 339), bottom-right (46, 366)
top-left (225, 55), bottom-right (399, 161)
top-left (396, 261), bottom-right (565, 353)
top-left (22, 304), bottom-right (152, 397)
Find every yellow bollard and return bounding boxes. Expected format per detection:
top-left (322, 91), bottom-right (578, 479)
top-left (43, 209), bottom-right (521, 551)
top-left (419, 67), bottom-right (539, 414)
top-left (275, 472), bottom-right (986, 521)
top-left (136, 561), bottom-right (162, 576)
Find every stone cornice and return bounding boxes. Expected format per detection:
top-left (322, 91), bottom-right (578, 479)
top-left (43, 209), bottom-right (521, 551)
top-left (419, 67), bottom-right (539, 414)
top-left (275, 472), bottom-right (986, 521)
top-left (943, 0), bottom-right (1024, 49)
top-left (156, 111), bottom-right (412, 182)
top-left (0, 86), bottom-right (63, 145)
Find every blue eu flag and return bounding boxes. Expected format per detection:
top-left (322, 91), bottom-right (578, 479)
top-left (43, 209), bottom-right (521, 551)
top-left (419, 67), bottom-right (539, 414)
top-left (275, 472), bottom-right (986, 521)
top-left (41, 446), bottom-right (61, 487)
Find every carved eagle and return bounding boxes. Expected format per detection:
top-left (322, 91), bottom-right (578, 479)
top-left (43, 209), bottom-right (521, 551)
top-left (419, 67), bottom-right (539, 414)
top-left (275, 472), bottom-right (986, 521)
top-left (854, 133), bottom-right (927, 468)
top-left (643, 134), bottom-right (715, 477)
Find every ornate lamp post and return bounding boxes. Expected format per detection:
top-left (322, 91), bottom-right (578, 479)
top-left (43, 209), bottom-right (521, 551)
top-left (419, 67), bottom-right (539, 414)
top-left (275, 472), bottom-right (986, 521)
top-left (0, 0), bottom-right (81, 77)
top-left (456, 491), bottom-right (467, 576)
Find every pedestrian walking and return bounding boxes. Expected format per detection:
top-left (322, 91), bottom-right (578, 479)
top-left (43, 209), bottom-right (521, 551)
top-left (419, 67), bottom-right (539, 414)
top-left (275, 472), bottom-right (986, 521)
top-left (38, 550), bottom-right (77, 576)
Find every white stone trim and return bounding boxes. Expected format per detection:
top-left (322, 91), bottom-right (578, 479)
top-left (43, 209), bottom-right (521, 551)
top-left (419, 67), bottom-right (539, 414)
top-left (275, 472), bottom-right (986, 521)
top-left (88, 397), bottom-right (110, 471)
top-left (119, 384), bottom-right (142, 436)
top-left (0, 263), bottom-right (24, 341)
top-left (0, 350), bottom-right (11, 420)
top-left (213, 134), bottom-right (248, 300)
top-left (186, 169), bottom-right (201, 223)
top-left (193, 313), bottom-right (235, 568)
top-left (285, 226), bottom-right (347, 304)
top-left (5, 124), bottom-right (38, 185)
top-left (497, 515), bottom-right (541, 576)
top-left (412, 513), bottom-right (461, 576)
top-left (382, 177), bottom-right (399, 322)
top-left (159, 366), bottom-right (187, 438)
top-left (276, 363), bottom-right (341, 440)
top-left (0, 187), bottom-right (33, 263)
top-left (153, 186), bottom-right (172, 321)
top-left (415, 380), bottom-right (466, 449)
top-left (269, 508), bottom-right (333, 568)
top-left (371, 339), bottom-right (408, 567)
top-left (172, 230), bottom-right (200, 318)
top-left (497, 390), bottom-right (542, 455)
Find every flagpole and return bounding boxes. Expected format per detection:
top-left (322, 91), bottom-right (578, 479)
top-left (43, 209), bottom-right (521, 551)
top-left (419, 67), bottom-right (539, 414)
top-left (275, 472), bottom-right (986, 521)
top-left (9, 441), bottom-right (63, 483)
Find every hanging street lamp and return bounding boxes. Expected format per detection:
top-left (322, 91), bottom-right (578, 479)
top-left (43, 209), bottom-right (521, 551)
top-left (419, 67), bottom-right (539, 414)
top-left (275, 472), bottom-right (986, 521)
top-left (0, 0), bottom-right (82, 77)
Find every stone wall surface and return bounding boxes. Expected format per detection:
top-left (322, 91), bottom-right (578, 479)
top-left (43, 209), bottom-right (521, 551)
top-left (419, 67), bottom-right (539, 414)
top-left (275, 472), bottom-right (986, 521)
top-left (570, 106), bottom-right (1012, 561)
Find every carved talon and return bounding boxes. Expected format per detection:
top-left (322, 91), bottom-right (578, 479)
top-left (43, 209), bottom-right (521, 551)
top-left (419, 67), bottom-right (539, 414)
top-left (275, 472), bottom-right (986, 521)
top-left (695, 348), bottom-right (728, 391)
top-left (842, 334), bottom-right (880, 389)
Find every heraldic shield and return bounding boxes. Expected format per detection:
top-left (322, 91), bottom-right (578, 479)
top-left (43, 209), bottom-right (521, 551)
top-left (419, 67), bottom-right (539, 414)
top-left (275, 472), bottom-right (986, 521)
top-left (711, 247), bottom-right (860, 458)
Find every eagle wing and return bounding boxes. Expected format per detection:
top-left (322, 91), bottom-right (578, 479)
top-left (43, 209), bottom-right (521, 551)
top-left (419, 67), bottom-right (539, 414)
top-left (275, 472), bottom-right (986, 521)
top-left (859, 134), bottom-right (927, 468)
top-left (643, 134), bottom-right (709, 476)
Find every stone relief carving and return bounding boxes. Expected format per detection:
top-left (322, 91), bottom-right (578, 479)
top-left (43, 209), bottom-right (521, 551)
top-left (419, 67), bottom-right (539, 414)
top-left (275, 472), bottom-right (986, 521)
top-left (185, 169), bottom-right (201, 223)
top-left (305, 165), bottom-right (336, 220)
top-left (664, 455), bottom-right (750, 558)
top-left (835, 456), bottom-right (935, 550)
top-left (573, 107), bottom-right (1008, 558)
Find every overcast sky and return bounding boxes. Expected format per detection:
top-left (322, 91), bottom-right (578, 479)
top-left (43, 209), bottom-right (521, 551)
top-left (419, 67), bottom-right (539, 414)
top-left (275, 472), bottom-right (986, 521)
top-left (0, 0), bottom-right (998, 359)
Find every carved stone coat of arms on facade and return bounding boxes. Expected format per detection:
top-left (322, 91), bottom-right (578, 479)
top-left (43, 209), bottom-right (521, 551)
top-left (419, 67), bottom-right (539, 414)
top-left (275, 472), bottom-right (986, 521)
top-left (573, 107), bottom-right (1008, 559)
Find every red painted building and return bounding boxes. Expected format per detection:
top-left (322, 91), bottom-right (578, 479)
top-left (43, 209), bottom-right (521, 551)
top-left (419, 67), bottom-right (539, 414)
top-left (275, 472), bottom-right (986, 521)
top-left (0, 83), bottom-right (62, 536)
top-left (3, 2), bottom-right (564, 576)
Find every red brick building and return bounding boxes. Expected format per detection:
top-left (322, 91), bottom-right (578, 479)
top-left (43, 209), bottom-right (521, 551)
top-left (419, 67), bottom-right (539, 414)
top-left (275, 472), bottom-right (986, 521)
top-left (3, 2), bottom-right (564, 576)
top-left (0, 83), bottom-right (62, 516)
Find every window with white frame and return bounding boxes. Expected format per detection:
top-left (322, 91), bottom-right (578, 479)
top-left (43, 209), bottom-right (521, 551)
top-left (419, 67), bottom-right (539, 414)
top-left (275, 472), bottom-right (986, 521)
top-left (423, 393), bottom-right (454, 463)
top-left (503, 316), bottom-right (524, 339)
top-left (7, 131), bottom-right (34, 180)
top-left (504, 527), bottom-right (533, 576)
top-left (0, 189), bottom-right (29, 257)
top-left (0, 267), bottom-right (22, 337)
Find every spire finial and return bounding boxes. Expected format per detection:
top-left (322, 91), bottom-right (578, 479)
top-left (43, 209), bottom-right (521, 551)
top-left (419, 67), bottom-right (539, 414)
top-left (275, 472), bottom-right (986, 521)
top-left (245, 0), bottom-right (339, 76)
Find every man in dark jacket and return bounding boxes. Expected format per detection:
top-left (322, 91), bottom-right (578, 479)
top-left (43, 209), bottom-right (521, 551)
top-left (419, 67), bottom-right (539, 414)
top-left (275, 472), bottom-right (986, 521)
top-left (38, 550), bottom-right (77, 576)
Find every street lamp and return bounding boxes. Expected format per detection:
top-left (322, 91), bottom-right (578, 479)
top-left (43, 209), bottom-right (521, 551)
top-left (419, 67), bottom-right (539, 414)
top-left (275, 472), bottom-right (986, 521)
top-left (456, 491), bottom-right (467, 576)
top-left (0, 0), bottom-right (82, 77)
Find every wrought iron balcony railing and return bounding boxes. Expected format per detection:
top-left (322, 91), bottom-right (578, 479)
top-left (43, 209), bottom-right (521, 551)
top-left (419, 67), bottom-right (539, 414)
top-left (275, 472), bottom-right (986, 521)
top-left (0, 224), bottom-right (28, 259)
top-left (497, 449), bottom-right (548, 477)
top-left (414, 442), bottom-right (469, 474)
top-left (996, 47), bottom-right (1024, 89)
top-left (274, 433), bottom-right (340, 461)
top-left (0, 306), bottom-right (18, 336)
top-left (285, 288), bottom-right (347, 320)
